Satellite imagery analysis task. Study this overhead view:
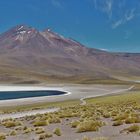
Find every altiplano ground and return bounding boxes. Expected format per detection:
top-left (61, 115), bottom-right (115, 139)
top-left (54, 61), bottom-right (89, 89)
top-left (0, 84), bottom-right (139, 140)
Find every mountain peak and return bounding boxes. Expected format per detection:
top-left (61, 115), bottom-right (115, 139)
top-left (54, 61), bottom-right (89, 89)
top-left (0, 24), bottom-right (39, 49)
top-left (10, 24), bottom-right (37, 34)
top-left (13, 24), bottom-right (35, 31)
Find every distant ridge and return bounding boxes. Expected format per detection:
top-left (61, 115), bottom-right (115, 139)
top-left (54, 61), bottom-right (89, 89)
top-left (0, 25), bottom-right (140, 84)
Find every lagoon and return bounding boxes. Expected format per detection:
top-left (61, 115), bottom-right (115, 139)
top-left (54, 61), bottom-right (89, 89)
top-left (0, 90), bottom-right (66, 100)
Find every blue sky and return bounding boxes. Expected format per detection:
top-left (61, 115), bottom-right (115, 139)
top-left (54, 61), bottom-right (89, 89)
top-left (0, 0), bottom-right (140, 52)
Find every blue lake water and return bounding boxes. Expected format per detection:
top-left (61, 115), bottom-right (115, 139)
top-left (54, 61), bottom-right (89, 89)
top-left (0, 90), bottom-right (66, 100)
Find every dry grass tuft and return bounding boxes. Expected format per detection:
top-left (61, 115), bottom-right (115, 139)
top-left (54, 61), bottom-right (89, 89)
top-left (53, 128), bottom-right (62, 136)
top-left (35, 127), bottom-right (45, 134)
top-left (77, 120), bottom-right (104, 133)
top-left (122, 124), bottom-right (140, 133)
top-left (0, 133), bottom-right (6, 140)
top-left (39, 132), bottom-right (53, 140)
top-left (33, 120), bottom-right (49, 127)
top-left (2, 120), bottom-right (22, 128)
top-left (112, 120), bottom-right (123, 126)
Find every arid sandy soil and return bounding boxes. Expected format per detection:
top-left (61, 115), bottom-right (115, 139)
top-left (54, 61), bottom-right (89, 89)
top-left (0, 112), bottom-right (140, 140)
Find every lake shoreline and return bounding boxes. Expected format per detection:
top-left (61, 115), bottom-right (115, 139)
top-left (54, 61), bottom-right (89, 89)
top-left (0, 84), bottom-right (132, 107)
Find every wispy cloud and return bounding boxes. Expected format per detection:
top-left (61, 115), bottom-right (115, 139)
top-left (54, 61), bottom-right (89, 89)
top-left (93, 0), bottom-right (113, 18)
top-left (105, 0), bottom-right (113, 18)
top-left (51, 0), bottom-right (63, 9)
top-left (112, 8), bottom-right (136, 29)
top-left (125, 9), bottom-right (135, 21)
top-left (91, 0), bottom-right (139, 29)
top-left (112, 19), bottom-right (123, 29)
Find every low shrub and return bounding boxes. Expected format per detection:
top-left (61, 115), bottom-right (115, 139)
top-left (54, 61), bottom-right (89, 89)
top-left (9, 130), bottom-right (17, 136)
top-left (2, 120), bottom-right (22, 128)
top-left (112, 120), bottom-right (123, 126)
top-left (70, 120), bottom-right (80, 128)
top-left (82, 136), bottom-right (90, 140)
top-left (113, 113), bottom-right (129, 121)
top-left (23, 127), bottom-right (33, 134)
top-left (39, 132), bottom-right (53, 140)
top-left (33, 120), bottom-right (49, 127)
top-left (53, 128), bottom-right (62, 136)
top-left (123, 124), bottom-right (140, 133)
top-left (35, 127), bottom-right (45, 134)
top-left (0, 133), bottom-right (6, 140)
top-left (103, 113), bottom-right (111, 118)
top-left (15, 126), bottom-right (23, 131)
top-left (77, 120), bottom-right (104, 133)
top-left (125, 117), bottom-right (136, 124)
top-left (48, 117), bottom-right (61, 124)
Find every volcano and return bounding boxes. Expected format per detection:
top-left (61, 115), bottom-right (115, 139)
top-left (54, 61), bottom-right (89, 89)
top-left (0, 25), bottom-right (140, 84)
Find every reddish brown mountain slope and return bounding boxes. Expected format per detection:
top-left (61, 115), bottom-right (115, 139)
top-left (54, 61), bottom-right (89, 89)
top-left (0, 25), bottom-right (140, 83)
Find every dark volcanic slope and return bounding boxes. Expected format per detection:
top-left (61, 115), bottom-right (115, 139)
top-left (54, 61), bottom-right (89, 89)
top-left (0, 25), bottom-right (140, 83)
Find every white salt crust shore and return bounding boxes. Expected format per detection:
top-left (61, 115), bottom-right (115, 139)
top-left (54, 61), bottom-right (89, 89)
top-left (0, 84), bottom-right (134, 120)
top-left (0, 84), bottom-right (133, 107)
top-left (0, 85), bottom-right (71, 107)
